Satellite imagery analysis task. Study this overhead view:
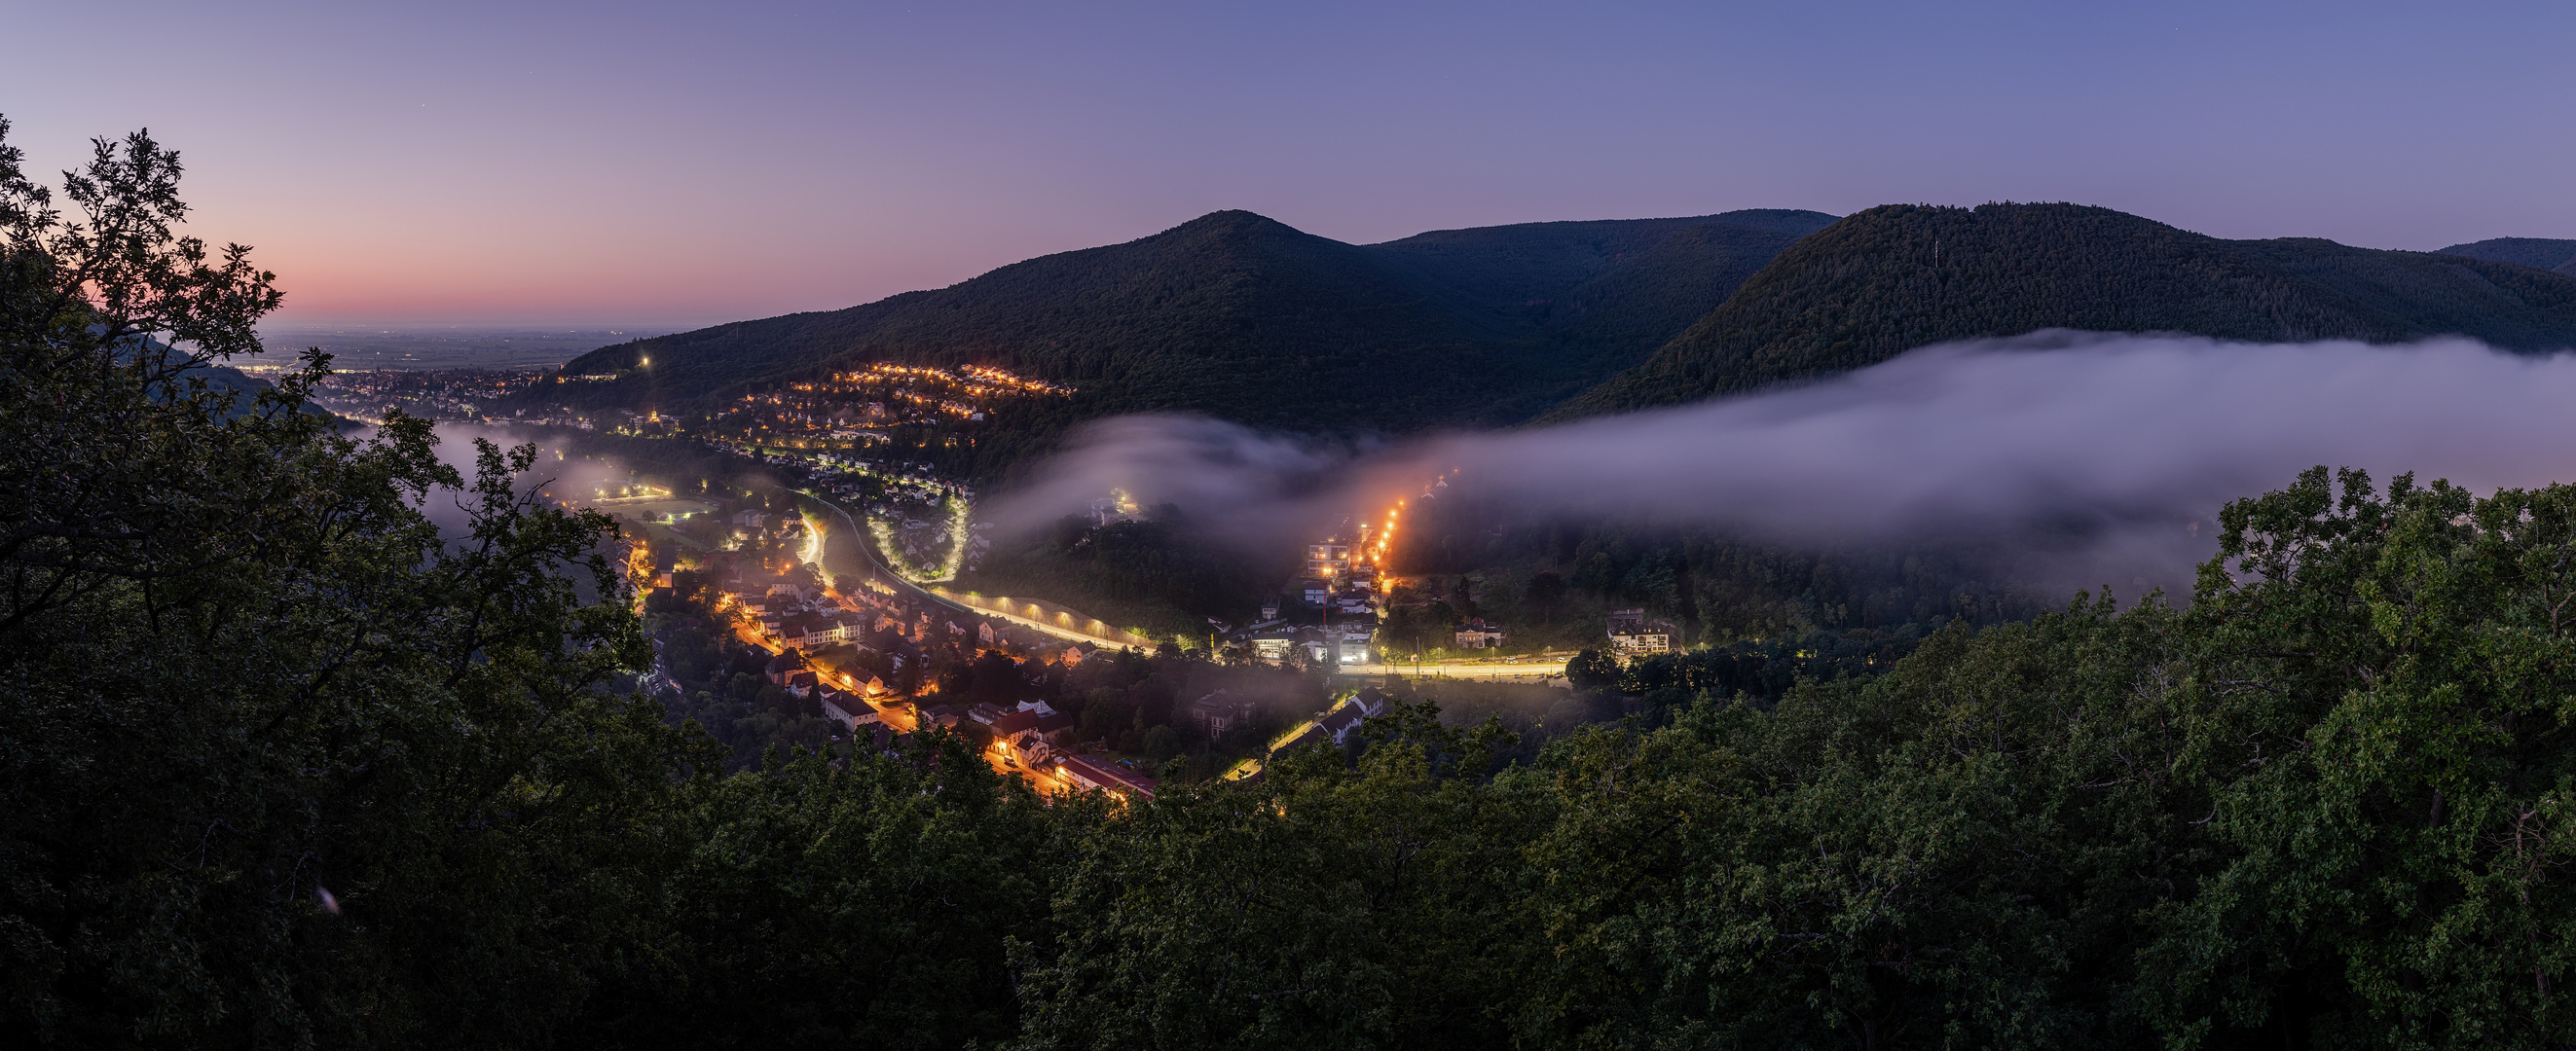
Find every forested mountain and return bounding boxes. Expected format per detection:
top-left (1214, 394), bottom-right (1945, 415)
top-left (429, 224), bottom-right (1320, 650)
top-left (1365, 208), bottom-right (1834, 315)
top-left (556, 202), bottom-right (2576, 439)
top-left (1555, 202), bottom-right (2576, 417)
top-left (2439, 236), bottom-right (2576, 275)
top-left (547, 208), bottom-right (1833, 431)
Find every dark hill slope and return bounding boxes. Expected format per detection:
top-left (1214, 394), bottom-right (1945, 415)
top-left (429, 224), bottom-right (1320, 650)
top-left (2235, 236), bottom-right (2576, 349)
top-left (564, 211), bottom-right (1528, 429)
top-left (1368, 208), bottom-right (1835, 317)
top-left (1557, 203), bottom-right (2576, 417)
top-left (2438, 236), bottom-right (2576, 276)
top-left (556, 208), bottom-right (1833, 432)
top-left (1529, 222), bottom-right (1814, 379)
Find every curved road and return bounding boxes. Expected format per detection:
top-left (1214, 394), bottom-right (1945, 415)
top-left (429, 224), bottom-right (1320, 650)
top-left (794, 489), bottom-right (974, 617)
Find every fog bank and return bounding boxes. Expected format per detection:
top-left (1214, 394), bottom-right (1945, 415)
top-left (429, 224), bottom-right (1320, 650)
top-left (986, 332), bottom-right (2576, 597)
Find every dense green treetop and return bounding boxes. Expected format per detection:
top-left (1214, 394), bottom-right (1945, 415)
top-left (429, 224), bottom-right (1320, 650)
top-left (1554, 202), bottom-right (2576, 417)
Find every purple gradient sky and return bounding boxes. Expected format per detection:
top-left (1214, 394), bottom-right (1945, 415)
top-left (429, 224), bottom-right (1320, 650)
top-left (6, 1), bottom-right (2568, 327)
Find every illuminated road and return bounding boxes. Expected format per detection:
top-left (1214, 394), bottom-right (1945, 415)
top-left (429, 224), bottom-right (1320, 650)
top-left (796, 489), bottom-right (1162, 653)
top-left (712, 598), bottom-right (919, 730)
top-left (795, 489), bottom-right (975, 618)
top-left (1337, 660), bottom-right (1568, 681)
top-left (934, 589), bottom-right (1155, 651)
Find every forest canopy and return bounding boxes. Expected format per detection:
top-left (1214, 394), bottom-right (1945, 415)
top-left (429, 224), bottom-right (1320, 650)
top-left (6, 120), bottom-right (2575, 1050)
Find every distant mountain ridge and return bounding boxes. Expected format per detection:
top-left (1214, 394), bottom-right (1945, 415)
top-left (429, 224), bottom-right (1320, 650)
top-left (550, 208), bottom-right (1837, 432)
top-left (1554, 203), bottom-right (2576, 417)
top-left (549, 202), bottom-right (2576, 452)
top-left (2438, 236), bottom-right (2576, 276)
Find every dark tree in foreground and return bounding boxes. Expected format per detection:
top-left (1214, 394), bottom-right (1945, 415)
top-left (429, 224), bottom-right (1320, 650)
top-left (0, 119), bottom-right (681, 1047)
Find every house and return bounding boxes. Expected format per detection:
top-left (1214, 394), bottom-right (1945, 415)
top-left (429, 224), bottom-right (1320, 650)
top-left (1186, 690), bottom-right (1258, 736)
top-left (1454, 619), bottom-right (1508, 650)
top-left (1606, 608), bottom-right (1676, 655)
top-left (987, 707), bottom-right (1074, 741)
top-left (987, 708), bottom-right (1042, 738)
top-left (1299, 689), bottom-right (1390, 750)
top-left (782, 614), bottom-right (861, 649)
top-left (919, 705), bottom-right (962, 729)
top-left (1300, 579), bottom-right (1330, 606)
top-left (1055, 755), bottom-right (1157, 802)
top-left (1249, 627), bottom-right (1299, 661)
top-left (782, 614), bottom-right (831, 648)
top-left (786, 670), bottom-right (817, 698)
top-left (820, 690), bottom-right (880, 729)
top-left (763, 650), bottom-right (806, 687)
top-left (1334, 626), bottom-right (1373, 667)
top-left (968, 702), bottom-right (1009, 725)
top-left (1306, 540), bottom-right (1352, 581)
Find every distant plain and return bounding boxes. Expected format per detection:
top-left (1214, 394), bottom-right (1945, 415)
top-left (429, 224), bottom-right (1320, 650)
top-left (252, 325), bottom-right (683, 371)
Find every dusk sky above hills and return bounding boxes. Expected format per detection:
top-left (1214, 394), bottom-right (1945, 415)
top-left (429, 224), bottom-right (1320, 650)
top-left (7, 0), bottom-right (2569, 326)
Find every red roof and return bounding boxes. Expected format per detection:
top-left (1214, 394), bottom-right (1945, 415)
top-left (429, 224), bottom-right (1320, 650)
top-left (1057, 755), bottom-right (1157, 799)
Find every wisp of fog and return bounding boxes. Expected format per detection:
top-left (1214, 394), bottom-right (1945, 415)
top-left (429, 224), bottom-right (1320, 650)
top-left (986, 332), bottom-right (2576, 598)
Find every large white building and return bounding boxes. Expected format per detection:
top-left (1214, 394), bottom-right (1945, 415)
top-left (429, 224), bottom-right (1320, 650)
top-left (1606, 607), bottom-right (1675, 654)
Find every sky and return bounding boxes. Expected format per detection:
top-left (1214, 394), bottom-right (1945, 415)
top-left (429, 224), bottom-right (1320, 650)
top-left (5, 0), bottom-right (2569, 328)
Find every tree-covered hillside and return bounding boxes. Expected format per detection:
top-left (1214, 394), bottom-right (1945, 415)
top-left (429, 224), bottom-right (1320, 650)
top-left (2439, 236), bottom-right (2576, 275)
top-left (543, 209), bottom-right (1834, 436)
top-left (1363, 208), bottom-right (1834, 319)
top-left (1555, 202), bottom-right (2576, 417)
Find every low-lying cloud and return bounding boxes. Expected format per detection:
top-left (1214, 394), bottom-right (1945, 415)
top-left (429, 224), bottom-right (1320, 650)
top-left (986, 331), bottom-right (2576, 598)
